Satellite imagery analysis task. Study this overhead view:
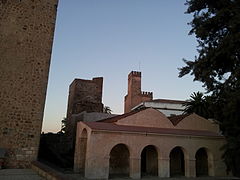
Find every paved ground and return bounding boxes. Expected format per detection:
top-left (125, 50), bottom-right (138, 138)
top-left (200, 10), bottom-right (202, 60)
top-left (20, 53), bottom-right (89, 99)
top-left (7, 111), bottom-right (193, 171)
top-left (67, 174), bottom-right (240, 180)
top-left (107, 177), bottom-right (239, 180)
top-left (67, 173), bottom-right (239, 180)
top-left (0, 169), bottom-right (239, 180)
top-left (0, 169), bottom-right (45, 180)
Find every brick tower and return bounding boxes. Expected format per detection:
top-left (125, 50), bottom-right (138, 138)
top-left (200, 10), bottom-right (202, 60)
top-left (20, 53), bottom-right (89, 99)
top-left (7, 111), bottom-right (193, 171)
top-left (0, 0), bottom-right (58, 168)
top-left (124, 71), bottom-right (153, 113)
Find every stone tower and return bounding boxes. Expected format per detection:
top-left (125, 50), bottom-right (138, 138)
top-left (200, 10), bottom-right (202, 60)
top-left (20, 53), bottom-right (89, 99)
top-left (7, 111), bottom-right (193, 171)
top-left (65, 77), bottom-right (104, 146)
top-left (124, 71), bottom-right (153, 113)
top-left (0, 0), bottom-right (58, 168)
top-left (66, 77), bottom-right (104, 119)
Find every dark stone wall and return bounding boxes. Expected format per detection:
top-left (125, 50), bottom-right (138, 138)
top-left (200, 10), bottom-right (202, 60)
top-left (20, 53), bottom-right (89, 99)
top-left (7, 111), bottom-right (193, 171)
top-left (0, 0), bottom-right (58, 168)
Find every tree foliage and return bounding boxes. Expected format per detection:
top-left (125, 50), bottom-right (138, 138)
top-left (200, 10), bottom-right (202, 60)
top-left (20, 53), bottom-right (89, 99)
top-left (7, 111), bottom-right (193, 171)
top-left (179, 0), bottom-right (240, 176)
top-left (60, 117), bottom-right (67, 133)
top-left (179, 0), bottom-right (240, 92)
top-left (183, 92), bottom-right (213, 119)
top-left (103, 106), bottom-right (112, 114)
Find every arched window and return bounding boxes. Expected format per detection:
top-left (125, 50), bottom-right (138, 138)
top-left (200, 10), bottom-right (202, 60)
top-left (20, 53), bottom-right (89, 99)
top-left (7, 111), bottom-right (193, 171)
top-left (170, 146), bottom-right (185, 177)
top-left (109, 144), bottom-right (130, 178)
top-left (196, 148), bottom-right (209, 177)
top-left (141, 145), bottom-right (158, 177)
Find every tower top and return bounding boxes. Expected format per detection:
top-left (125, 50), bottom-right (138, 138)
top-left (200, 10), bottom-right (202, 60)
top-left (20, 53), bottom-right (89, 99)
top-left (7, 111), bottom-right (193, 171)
top-left (125, 71), bottom-right (153, 113)
top-left (128, 71), bottom-right (141, 78)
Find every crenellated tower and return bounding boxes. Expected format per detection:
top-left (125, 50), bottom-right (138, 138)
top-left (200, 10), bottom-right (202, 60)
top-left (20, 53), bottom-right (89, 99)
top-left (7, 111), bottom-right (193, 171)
top-left (124, 71), bottom-right (153, 113)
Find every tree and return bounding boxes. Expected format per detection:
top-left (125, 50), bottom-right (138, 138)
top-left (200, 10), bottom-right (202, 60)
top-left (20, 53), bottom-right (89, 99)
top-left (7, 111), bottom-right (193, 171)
top-left (60, 117), bottom-right (67, 133)
top-left (179, 0), bottom-right (240, 176)
top-left (183, 92), bottom-right (212, 119)
top-left (103, 106), bottom-right (112, 114)
top-left (179, 0), bottom-right (240, 92)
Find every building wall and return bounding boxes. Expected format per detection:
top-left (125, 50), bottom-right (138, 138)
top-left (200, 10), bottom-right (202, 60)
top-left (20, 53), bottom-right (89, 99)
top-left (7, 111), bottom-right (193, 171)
top-left (74, 124), bottom-right (226, 179)
top-left (124, 71), bottom-right (152, 113)
top-left (132, 100), bottom-right (185, 117)
top-left (143, 101), bottom-right (185, 116)
top-left (158, 109), bottom-right (183, 116)
top-left (0, 0), bottom-right (58, 168)
top-left (144, 102), bottom-right (185, 111)
top-left (73, 112), bottom-right (116, 123)
top-left (116, 108), bottom-right (219, 132)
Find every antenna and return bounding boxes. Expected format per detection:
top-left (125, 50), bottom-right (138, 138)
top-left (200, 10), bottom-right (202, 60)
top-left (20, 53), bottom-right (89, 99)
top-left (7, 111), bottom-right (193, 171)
top-left (138, 60), bottom-right (141, 71)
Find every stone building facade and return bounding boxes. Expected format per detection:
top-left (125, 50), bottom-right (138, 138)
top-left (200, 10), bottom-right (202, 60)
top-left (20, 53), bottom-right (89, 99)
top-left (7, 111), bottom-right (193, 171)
top-left (65, 77), bottom-right (104, 147)
top-left (124, 71), bottom-right (153, 113)
top-left (74, 108), bottom-right (227, 179)
top-left (0, 0), bottom-right (58, 168)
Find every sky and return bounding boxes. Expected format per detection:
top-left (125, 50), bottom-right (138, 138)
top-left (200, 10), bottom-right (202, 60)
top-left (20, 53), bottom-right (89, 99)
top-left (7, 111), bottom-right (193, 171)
top-left (42, 0), bottom-right (206, 133)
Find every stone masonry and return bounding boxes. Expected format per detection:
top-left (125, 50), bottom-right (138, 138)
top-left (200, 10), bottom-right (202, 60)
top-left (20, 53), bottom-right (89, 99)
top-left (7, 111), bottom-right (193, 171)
top-left (66, 78), bottom-right (104, 119)
top-left (65, 77), bottom-right (104, 147)
top-left (0, 0), bottom-right (58, 168)
top-left (124, 71), bottom-right (153, 113)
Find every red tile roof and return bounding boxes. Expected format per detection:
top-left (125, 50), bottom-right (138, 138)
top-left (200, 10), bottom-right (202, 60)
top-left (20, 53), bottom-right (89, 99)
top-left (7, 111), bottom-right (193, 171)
top-left (83, 122), bottom-right (221, 137)
top-left (149, 99), bottom-right (186, 104)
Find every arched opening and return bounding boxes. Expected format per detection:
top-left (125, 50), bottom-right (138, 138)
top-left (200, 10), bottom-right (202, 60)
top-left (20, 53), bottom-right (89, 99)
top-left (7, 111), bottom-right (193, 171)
top-left (109, 144), bottom-right (130, 178)
top-left (170, 146), bottom-right (185, 177)
top-left (79, 129), bottom-right (87, 174)
top-left (196, 148), bottom-right (209, 177)
top-left (141, 145), bottom-right (158, 177)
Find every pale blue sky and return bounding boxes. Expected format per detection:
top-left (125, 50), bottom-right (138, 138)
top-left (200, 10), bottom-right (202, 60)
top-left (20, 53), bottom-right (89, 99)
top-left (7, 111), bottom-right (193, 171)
top-left (42, 0), bottom-right (205, 133)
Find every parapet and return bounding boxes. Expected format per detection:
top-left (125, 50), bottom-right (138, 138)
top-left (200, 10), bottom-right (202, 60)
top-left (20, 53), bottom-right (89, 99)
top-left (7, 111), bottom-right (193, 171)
top-left (92, 77), bottom-right (103, 83)
top-left (141, 91), bottom-right (153, 97)
top-left (70, 77), bottom-right (103, 86)
top-left (128, 71), bottom-right (141, 78)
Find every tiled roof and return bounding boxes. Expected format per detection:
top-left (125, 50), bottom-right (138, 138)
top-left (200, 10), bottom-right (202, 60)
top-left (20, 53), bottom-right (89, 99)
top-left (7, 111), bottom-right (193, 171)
top-left (149, 99), bottom-right (186, 104)
top-left (98, 107), bottom-right (188, 126)
top-left (168, 114), bottom-right (190, 126)
top-left (98, 107), bottom-right (148, 123)
top-left (83, 122), bottom-right (221, 137)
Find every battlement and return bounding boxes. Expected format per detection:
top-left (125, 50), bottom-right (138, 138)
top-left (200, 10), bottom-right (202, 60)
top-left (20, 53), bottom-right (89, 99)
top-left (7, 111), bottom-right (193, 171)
top-left (141, 91), bottom-right (153, 97)
top-left (128, 71), bottom-right (141, 78)
top-left (125, 71), bottom-right (153, 113)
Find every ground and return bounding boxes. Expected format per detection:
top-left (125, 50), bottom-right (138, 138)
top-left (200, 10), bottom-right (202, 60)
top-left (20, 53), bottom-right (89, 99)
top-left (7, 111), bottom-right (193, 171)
top-left (0, 169), bottom-right (239, 180)
top-left (0, 169), bottom-right (44, 180)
